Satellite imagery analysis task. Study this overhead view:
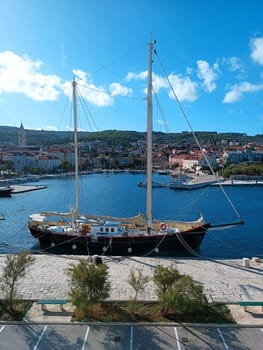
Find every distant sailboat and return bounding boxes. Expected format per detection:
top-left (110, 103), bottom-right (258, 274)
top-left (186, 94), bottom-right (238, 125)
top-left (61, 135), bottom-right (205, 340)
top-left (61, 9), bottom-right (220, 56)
top-left (137, 180), bottom-right (167, 188)
top-left (28, 38), bottom-right (243, 256)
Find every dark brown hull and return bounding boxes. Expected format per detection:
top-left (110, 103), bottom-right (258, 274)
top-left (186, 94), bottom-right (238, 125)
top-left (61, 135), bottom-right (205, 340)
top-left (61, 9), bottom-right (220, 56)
top-left (0, 189), bottom-right (12, 197)
top-left (28, 224), bottom-right (209, 256)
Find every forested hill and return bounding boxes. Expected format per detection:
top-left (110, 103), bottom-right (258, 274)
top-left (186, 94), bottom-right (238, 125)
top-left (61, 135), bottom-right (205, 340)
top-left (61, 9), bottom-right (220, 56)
top-left (0, 125), bottom-right (263, 147)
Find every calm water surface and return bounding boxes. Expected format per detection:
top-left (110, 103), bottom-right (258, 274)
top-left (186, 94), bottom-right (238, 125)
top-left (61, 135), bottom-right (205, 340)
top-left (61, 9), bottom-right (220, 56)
top-left (0, 173), bottom-right (262, 258)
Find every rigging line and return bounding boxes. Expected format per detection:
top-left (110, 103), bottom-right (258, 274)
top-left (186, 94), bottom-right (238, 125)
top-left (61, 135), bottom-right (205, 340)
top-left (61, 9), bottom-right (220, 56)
top-left (207, 229), bottom-right (241, 250)
top-left (77, 81), bottom-right (144, 101)
top-left (152, 87), bottom-right (170, 133)
top-left (88, 42), bottom-right (145, 76)
top-left (77, 82), bottom-right (112, 96)
top-left (142, 233), bottom-right (168, 257)
top-left (213, 183), bottom-right (243, 221)
top-left (79, 96), bottom-right (98, 131)
top-left (100, 236), bottom-right (113, 256)
top-left (175, 231), bottom-right (202, 258)
top-left (3, 223), bottom-right (28, 242)
top-left (76, 86), bottom-right (100, 131)
top-left (57, 84), bottom-right (72, 131)
top-left (31, 242), bottom-right (93, 261)
top-left (154, 52), bottom-right (213, 169)
top-left (153, 50), bottom-right (243, 222)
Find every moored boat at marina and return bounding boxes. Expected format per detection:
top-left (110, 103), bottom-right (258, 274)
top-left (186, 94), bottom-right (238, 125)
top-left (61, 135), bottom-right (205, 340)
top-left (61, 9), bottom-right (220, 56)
top-left (169, 174), bottom-right (222, 190)
top-left (27, 38), bottom-right (243, 256)
top-left (0, 186), bottom-right (13, 197)
top-left (138, 180), bottom-right (167, 188)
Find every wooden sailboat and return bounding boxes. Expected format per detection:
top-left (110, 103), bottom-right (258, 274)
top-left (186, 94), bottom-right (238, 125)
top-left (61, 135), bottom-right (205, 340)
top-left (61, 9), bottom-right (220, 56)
top-left (27, 39), bottom-right (243, 256)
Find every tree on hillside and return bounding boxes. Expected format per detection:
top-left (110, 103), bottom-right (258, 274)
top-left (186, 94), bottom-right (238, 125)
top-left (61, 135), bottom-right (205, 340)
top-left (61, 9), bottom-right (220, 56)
top-left (0, 253), bottom-right (35, 311)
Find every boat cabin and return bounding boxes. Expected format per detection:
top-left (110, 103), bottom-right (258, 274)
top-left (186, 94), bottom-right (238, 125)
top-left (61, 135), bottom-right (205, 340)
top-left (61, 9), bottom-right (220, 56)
top-left (88, 221), bottom-right (127, 235)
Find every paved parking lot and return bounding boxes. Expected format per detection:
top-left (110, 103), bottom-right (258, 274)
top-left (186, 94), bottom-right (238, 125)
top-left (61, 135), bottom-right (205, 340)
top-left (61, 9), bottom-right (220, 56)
top-left (0, 324), bottom-right (263, 349)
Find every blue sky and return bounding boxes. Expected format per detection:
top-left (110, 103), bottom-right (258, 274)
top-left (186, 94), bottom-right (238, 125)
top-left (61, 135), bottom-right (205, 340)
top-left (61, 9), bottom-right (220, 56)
top-left (0, 0), bottom-right (263, 136)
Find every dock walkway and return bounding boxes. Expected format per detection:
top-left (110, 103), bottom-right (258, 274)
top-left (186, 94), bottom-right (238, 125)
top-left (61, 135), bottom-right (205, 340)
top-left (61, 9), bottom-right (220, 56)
top-left (11, 184), bottom-right (47, 194)
top-left (212, 180), bottom-right (263, 186)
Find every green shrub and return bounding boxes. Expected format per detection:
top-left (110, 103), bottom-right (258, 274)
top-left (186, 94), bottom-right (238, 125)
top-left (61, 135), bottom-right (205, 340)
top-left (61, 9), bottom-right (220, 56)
top-left (160, 275), bottom-right (207, 316)
top-left (153, 264), bottom-right (180, 298)
top-left (67, 259), bottom-right (110, 316)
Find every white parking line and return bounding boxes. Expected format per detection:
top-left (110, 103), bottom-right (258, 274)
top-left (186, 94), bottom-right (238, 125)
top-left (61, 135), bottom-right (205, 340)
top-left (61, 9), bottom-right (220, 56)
top-left (0, 326), bottom-right (5, 333)
top-left (33, 325), bottom-right (47, 350)
top-left (174, 327), bottom-right (182, 350)
top-left (130, 326), bottom-right (134, 350)
top-left (81, 326), bottom-right (90, 350)
top-left (217, 328), bottom-right (229, 350)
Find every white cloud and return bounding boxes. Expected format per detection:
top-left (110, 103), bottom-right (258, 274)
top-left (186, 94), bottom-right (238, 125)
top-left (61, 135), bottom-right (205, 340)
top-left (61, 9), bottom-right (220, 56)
top-left (65, 125), bottom-right (87, 132)
top-left (0, 50), bottom-right (201, 108)
top-left (126, 70), bottom-right (198, 102)
top-left (0, 51), bottom-right (62, 101)
top-left (70, 69), bottom-right (114, 107)
top-left (227, 57), bottom-right (244, 71)
top-left (166, 74), bottom-right (198, 101)
top-left (44, 125), bottom-right (58, 131)
top-left (197, 60), bottom-right (218, 92)
top-left (126, 71), bottom-right (148, 81)
top-left (109, 82), bottom-right (132, 96)
top-left (222, 56), bottom-right (246, 79)
top-left (250, 37), bottom-right (263, 65)
top-left (81, 84), bottom-right (114, 107)
top-left (223, 82), bottom-right (263, 103)
top-left (152, 74), bottom-right (168, 93)
top-left (72, 69), bottom-right (87, 81)
top-left (0, 52), bottom-right (115, 107)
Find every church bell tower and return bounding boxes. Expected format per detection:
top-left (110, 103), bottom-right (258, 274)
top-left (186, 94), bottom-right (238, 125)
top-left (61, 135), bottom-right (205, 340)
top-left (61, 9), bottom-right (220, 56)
top-left (18, 122), bottom-right (27, 147)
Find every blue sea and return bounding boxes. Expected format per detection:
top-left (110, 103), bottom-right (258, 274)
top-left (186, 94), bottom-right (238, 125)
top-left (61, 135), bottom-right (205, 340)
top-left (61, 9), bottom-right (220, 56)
top-left (0, 172), bottom-right (262, 259)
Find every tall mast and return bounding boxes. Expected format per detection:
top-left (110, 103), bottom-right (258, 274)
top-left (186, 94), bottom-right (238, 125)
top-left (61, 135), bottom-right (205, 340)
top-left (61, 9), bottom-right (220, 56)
top-left (72, 78), bottom-right (79, 218)
top-left (146, 37), bottom-right (153, 233)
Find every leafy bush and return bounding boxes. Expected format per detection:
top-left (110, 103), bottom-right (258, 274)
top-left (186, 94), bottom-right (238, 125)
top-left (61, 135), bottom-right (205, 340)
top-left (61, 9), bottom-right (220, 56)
top-left (0, 253), bottom-right (35, 311)
top-left (160, 275), bottom-right (207, 316)
top-left (67, 259), bottom-right (110, 318)
top-left (153, 265), bottom-right (209, 319)
top-left (153, 264), bottom-right (180, 298)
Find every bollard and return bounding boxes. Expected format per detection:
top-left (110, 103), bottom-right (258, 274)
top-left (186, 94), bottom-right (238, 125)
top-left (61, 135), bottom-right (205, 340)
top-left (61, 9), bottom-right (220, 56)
top-left (242, 258), bottom-right (250, 267)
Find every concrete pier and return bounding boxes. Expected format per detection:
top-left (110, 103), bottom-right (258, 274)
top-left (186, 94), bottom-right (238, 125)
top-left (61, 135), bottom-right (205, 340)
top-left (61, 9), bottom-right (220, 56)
top-left (11, 185), bottom-right (47, 194)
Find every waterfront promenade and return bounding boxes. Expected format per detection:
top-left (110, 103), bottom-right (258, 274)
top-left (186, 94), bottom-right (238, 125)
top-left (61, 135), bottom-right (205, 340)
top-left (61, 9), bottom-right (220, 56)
top-left (0, 254), bottom-right (262, 303)
top-left (0, 254), bottom-right (262, 324)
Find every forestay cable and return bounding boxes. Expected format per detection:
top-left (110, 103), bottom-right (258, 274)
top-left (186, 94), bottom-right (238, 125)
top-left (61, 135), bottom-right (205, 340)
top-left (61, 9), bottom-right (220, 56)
top-left (153, 49), bottom-right (243, 222)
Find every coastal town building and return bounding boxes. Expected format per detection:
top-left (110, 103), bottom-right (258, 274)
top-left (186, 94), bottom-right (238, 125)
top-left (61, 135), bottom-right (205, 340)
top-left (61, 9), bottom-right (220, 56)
top-left (0, 125), bottom-right (263, 174)
top-left (168, 150), bottom-right (217, 170)
top-left (223, 149), bottom-right (263, 164)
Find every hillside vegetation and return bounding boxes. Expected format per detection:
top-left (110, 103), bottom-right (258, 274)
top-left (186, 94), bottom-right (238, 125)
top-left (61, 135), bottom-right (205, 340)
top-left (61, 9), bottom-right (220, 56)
top-left (1, 125), bottom-right (263, 146)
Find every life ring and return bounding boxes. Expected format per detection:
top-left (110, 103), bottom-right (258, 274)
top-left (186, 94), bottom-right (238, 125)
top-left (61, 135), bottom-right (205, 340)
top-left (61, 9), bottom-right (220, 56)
top-left (160, 223), bottom-right (167, 231)
top-left (82, 224), bottom-right (90, 233)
